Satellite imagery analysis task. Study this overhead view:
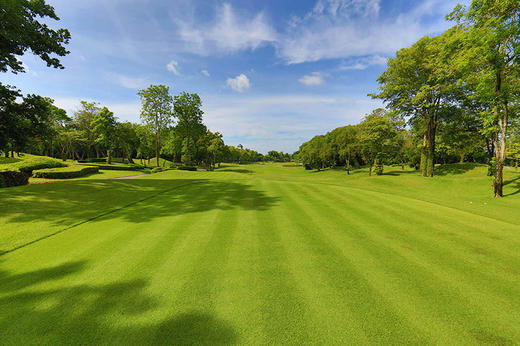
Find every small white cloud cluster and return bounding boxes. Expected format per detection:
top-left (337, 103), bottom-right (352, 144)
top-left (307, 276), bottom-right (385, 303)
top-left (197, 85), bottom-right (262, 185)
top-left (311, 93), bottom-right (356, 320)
top-left (166, 60), bottom-right (180, 75)
top-left (226, 74), bottom-right (251, 92)
top-left (298, 72), bottom-right (325, 86)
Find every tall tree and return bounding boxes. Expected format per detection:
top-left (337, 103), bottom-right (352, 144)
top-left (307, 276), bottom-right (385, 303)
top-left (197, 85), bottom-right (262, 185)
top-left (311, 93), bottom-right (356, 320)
top-left (331, 125), bottom-right (359, 174)
top-left (93, 107), bottom-right (117, 164)
top-left (372, 34), bottom-right (459, 177)
top-left (358, 109), bottom-right (398, 176)
top-left (448, 1), bottom-right (520, 197)
top-left (137, 85), bottom-right (175, 166)
top-left (174, 92), bottom-right (204, 164)
top-left (73, 101), bottom-right (100, 158)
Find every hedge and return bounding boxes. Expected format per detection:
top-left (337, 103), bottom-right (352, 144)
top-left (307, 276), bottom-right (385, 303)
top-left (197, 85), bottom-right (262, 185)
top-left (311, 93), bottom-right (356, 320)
top-left (151, 167), bottom-right (167, 173)
top-left (33, 166), bottom-right (100, 179)
top-left (77, 158), bottom-right (106, 163)
top-left (78, 163), bottom-right (143, 171)
top-left (0, 154), bottom-right (67, 173)
top-left (178, 166), bottom-right (197, 171)
top-left (0, 171), bottom-right (29, 188)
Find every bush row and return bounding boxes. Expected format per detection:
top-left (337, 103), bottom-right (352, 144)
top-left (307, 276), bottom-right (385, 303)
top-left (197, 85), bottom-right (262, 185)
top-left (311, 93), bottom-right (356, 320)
top-left (0, 171), bottom-right (29, 188)
top-left (178, 166), bottom-right (197, 171)
top-left (77, 158), bottom-right (106, 163)
top-left (0, 154), bottom-right (67, 173)
top-left (78, 163), bottom-right (143, 171)
top-left (33, 166), bottom-right (99, 179)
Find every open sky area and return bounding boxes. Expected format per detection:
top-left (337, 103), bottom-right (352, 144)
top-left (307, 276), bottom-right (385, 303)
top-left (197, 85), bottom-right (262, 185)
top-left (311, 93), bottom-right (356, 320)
top-left (4, 0), bottom-right (467, 153)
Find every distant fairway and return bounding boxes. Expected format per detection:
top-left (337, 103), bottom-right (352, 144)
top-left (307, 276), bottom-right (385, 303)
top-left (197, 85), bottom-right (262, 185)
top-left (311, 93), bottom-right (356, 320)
top-left (1, 163), bottom-right (519, 344)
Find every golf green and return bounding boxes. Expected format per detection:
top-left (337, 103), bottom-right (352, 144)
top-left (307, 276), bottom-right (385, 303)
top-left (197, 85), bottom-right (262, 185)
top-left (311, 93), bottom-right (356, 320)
top-left (0, 163), bottom-right (519, 344)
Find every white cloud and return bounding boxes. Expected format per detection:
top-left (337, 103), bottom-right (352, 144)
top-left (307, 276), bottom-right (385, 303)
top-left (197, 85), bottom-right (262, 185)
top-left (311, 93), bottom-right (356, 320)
top-left (166, 60), bottom-right (180, 75)
top-left (339, 54), bottom-right (388, 70)
top-left (298, 72), bottom-right (325, 86)
top-left (277, 0), bottom-right (458, 64)
top-left (174, 3), bottom-right (277, 54)
top-left (226, 74), bottom-right (251, 92)
top-left (201, 69), bottom-right (210, 77)
top-left (109, 73), bottom-right (148, 89)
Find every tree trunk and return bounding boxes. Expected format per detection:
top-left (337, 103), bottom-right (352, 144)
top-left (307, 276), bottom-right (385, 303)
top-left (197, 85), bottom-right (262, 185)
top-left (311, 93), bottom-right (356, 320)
top-left (346, 156), bottom-right (350, 175)
top-left (420, 111), bottom-right (436, 177)
top-left (459, 153), bottom-right (465, 164)
top-left (492, 70), bottom-right (507, 198)
top-left (493, 107), bottom-right (508, 198)
top-left (107, 149), bottom-right (112, 165)
top-left (369, 164), bottom-right (372, 176)
top-left (155, 131), bottom-right (160, 167)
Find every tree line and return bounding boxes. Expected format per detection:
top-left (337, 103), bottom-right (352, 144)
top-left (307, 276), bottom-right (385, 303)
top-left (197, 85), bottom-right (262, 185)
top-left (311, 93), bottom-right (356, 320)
top-left (299, 1), bottom-right (519, 197)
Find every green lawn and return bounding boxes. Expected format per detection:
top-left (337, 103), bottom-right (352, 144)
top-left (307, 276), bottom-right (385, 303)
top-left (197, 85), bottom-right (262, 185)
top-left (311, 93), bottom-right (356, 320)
top-left (0, 163), bottom-right (519, 344)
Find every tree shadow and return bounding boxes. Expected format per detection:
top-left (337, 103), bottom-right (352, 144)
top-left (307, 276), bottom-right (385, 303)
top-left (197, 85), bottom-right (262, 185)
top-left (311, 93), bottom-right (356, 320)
top-left (0, 179), bottom-right (279, 253)
top-left (0, 260), bottom-right (238, 344)
top-left (217, 168), bottom-right (254, 174)
top-left (434, 163), bottom-right (481, 176)
top-left (503, 176), bottom-right (520, 197)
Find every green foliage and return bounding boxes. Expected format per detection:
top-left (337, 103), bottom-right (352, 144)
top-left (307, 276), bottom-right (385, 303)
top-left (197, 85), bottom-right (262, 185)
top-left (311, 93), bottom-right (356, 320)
top-left (0, 170), bottom-right (29, 187)
top-left (0, 0), bottom-right (70, 74)
top-left (137, 85), bottom-right (175, 166)
top-left (0, 153), bottom-right (66, 172)
top-left (151, 167), bottom-right (168, 173)
top-left (32, 165), bottom-right (99, 179)
top-left (174, 92), bottom-right (205, 164)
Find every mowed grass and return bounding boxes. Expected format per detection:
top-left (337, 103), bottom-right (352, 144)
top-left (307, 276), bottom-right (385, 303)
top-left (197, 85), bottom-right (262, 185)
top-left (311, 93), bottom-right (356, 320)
top-left (0, 163), bottom-right (519, 344)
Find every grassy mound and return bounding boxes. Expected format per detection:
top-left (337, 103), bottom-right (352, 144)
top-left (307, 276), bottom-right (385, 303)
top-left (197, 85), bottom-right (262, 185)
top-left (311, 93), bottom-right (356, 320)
top-left (32, 165), bottom-right (100, 179)
top-left (0, 154), bottom-right (66, 172)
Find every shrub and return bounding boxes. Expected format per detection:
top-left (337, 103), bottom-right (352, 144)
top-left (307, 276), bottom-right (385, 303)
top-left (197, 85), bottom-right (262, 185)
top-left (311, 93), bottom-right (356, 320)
top-left (151, 167), bottom-right (167, 173)
top-left (0, 171), bottom-right (30, 188)
top-left (78, 163), bottom-right (143, 171)
top-left (33, 166), bottom-right (99, 179)
top-left (0, 154), bottom-right (67, 173)
top-left (178, 166), bottom-right (197, 171)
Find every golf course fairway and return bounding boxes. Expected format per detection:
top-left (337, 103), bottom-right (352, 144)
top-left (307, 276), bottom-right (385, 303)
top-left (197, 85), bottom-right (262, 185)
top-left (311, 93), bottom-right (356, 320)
top-left (0, 163), bottom-right (519, 344)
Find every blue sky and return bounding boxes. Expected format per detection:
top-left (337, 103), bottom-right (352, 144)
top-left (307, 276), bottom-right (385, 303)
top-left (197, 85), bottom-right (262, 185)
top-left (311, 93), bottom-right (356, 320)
top-left (4, 0), bottom-right (464, 153)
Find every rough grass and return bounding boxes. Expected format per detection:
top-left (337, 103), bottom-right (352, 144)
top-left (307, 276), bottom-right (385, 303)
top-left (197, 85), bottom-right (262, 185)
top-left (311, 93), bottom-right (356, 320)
top-left (0, 163), bottom-right (519, 344)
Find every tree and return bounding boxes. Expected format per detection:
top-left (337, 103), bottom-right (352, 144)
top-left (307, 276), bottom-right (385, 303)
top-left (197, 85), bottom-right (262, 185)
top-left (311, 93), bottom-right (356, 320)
top-left (93, 107), bottom-right (117, 164)
top-left (372, 34), bottom-right (459, 177)
top-left (137, 85), bottom-right (174, 167)
top-left (135, 124), bottom-right (155, 165)
top-left (0, 0), bottom-right (70, 74)
top-left (0, 0), bottom-right (70, 156)
top-left (207, 132), bottom-right (225, 169)
top-left (174, 92), bottom-right (204, 165)
top-left (331, 125), bottom-right (359, 174)
top-left (73, 101), bottom-right (101, 158)
top-left (115, 122), bottom-right (139, 163)
top-left (448, 1), bottom-right (520, 197)
top-left (358, 109), bottom-right (398, 176)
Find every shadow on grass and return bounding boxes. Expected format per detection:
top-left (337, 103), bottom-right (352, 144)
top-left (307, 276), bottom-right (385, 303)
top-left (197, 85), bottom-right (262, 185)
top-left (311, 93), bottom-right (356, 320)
top-left (0, 179), bottom-right (279, 253)
top-left (434, 163), bottom-right (480, 176)
top-left (217, 168), bottom-right (254, 174)
top-left (503, 176), bottom-right (520, 197)
top-left (0, 261), bottom-right (237, 344)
